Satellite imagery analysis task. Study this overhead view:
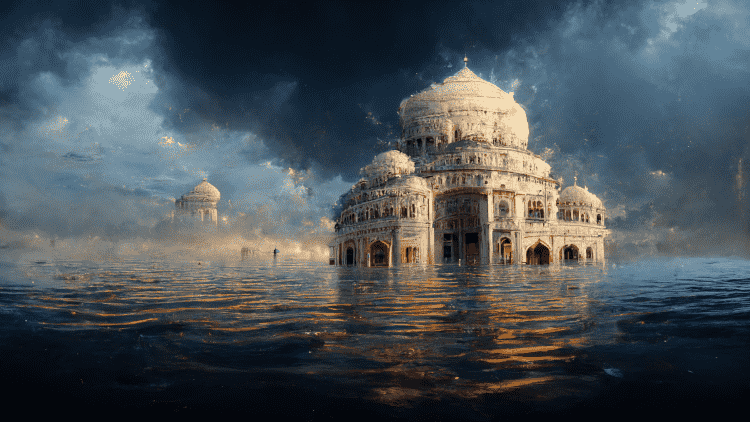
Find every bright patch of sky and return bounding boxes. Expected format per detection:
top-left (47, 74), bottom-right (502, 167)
top-left (0, 19), bottom-right (349, 240)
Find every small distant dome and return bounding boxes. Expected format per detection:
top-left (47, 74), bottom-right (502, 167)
top-left (182, 178), bottom-right (220, 202)
top-left (360, 150), bottom-right (415, 178)
top-left (560, 185), bottom-right (603, 209)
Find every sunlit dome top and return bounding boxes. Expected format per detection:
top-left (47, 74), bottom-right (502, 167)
top-left (559, 184), bottom-right (603, 209)
top-left (182, 178), bottom-right (220, 202)
top-left (398, 66), bottom-right (530, 148)
top-left (360, 150), bottom-right (415, 178)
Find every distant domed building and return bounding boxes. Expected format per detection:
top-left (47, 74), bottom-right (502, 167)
top-left (330, 63), bottom-right (609, 266)
top-left (172, 178), bottom-right (220, 226)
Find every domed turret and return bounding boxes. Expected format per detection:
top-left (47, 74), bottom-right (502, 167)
top-left (398, 66), bottom-right (530, 151)
top-left (360, 150), bottom-right (415, 179)
top-left (560, 185), bottom-right (591, 205)
top-left (559, 180), bottom-right (604, 210)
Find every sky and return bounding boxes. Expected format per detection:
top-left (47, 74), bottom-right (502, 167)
top-left (0, 0), bottom-right (748, 259)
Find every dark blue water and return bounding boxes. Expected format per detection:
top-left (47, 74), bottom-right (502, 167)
top-left (1, 257), bottom-right (748, 418)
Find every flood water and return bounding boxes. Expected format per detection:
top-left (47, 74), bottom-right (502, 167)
top-left (1, 256), bottom-right (748, 418)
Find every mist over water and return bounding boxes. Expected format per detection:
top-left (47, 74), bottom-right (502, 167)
top-left (1, 256), bottom-right (748, 417)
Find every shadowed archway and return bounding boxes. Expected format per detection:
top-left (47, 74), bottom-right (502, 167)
top-left (369, 241), bottom-right (389, 267)
top-left (526, 243), bottom-right (550, 265)
top-left (497, 237), bottom-right (512, 264)
top-left (562, 245), bottom-right (579, 261)
top-left (346, 247), bottom-right (355, 266)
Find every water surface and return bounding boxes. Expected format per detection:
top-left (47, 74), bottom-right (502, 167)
top-left (1, 257), bottom-right (748, 418)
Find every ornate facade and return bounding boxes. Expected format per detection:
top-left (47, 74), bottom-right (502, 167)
top-left (330, 64), bottom-right (609, 266)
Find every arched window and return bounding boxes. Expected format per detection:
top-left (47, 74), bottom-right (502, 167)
top-left (496, 200), bottom-right (508, 218)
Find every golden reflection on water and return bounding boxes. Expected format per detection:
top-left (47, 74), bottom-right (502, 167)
top-left (8, 259), bottom-right (615, 403)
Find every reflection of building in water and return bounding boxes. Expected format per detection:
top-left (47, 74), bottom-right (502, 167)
top-left (331, 62), bottom-right (610, 267)
top-left (172, 178), bottom-right (220, 227)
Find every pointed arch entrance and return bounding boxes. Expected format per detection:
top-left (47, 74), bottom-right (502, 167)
top-left (526, 242), bottom-right (550, 265)
top-left (496, 237), bottom-right (512, 264)
top-left (561, 245), bottom-right (579, 261)
top-left (369, 241), bottom-right (390, 267)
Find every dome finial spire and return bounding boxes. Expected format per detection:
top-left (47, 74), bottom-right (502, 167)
top-left (463, 55), bottom-right (468, 68)
top-left (574, 176), bottom-right (578, 186)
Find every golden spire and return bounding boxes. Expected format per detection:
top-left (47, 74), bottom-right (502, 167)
top-left (464, 55), bottom-right (468, 68)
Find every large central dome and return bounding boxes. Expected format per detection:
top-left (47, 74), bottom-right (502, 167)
top-left (398, 66), bottom-right (530, 150)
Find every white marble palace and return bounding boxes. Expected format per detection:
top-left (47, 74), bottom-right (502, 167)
top-left (330, 61), bottom-right (609, 266)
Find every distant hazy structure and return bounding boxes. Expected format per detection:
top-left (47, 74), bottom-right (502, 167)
top-left (331, 62), bottom-right (609, 267)
top-left (240, 247), bottom-right (257, 259)
top-left (172, 178), bottom-right (220, 227)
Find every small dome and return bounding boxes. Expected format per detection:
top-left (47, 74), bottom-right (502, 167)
top-left (560, 184), bottom-right (603, 209)
top-left (390, 174), bottom-right (430, 191)
top-left (182, 178), bottom-right (220, 202)
top-left (360, 150), bottom-right (415, 178)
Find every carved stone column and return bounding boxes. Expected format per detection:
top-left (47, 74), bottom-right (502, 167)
top-left (392, 229), bottom-right (401, 266)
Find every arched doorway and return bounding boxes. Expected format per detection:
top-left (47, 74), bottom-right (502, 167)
top-left (370, 241), bottom-right (389, 267)
top-left (526, 243), bottom-right (550, 265)
top-left (497, 237), bottom-right (512, 264)
top-left (586, 247), bottom-right (593, 260)
top-left (562, 245), bottom-right (579, 261)
top-left (346, 247), bottom-right (355, 266)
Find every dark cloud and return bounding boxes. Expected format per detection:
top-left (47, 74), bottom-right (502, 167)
top-left (130, 1), bottom-right (573, 179)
